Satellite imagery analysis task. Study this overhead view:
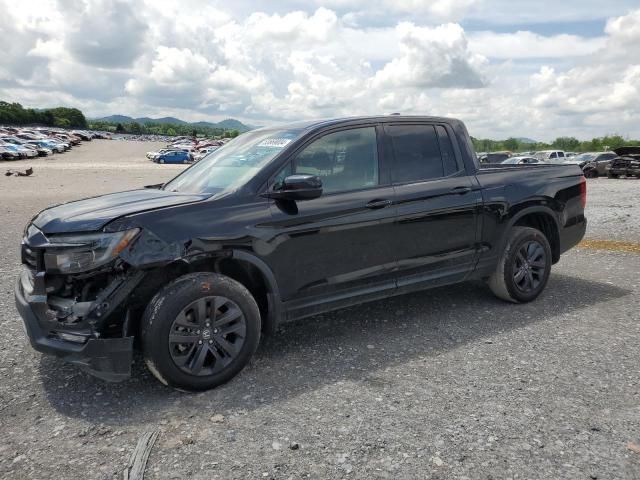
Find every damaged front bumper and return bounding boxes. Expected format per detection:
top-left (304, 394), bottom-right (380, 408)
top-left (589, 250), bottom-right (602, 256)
top-left (14, 268), bottom-right (134, 382)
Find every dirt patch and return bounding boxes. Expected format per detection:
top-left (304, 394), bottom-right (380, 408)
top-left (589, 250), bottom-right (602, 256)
top-left (578, 239), bottom-right (640, 254)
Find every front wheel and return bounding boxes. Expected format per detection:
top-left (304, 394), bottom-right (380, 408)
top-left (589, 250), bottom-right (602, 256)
top-left (488, 227), bottom-right (552, 303)
top-left (141, 273), bottom-right (261, 391)
top-left (607, 172), bottom-right (618, 179)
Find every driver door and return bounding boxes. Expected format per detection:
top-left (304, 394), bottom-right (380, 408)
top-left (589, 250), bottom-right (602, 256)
top-left (260, 125), bottom-right (397, 318)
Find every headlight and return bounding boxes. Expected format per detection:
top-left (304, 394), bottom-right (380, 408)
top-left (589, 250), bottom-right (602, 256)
top-left (43, 228), bottom-right (139, 274)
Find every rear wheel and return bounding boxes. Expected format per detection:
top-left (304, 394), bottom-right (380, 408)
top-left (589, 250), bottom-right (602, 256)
top-left (488, 227), bottom-right (552, 303)
top-left (141, 273), bottom-right (261, 391)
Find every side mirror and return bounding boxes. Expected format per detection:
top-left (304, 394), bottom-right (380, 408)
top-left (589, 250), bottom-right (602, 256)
top-left (262, 174), bottom-right (323, 201)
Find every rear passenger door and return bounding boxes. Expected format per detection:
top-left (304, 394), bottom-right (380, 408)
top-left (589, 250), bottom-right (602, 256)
top-left (385, 123), bottom-right (482, 291)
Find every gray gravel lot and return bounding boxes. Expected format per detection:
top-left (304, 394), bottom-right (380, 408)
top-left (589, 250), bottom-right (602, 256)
top-left (1, 141), bottom-right (639, 479)
top-left (583, 177), bottom-right (640, 243)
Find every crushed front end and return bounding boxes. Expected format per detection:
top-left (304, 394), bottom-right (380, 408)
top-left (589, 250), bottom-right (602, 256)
top-left (14, 224), bottom-right (145, 381)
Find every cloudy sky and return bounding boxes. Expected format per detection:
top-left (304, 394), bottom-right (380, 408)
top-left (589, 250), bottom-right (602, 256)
top-left (1, 0), bottom-right (639, 140)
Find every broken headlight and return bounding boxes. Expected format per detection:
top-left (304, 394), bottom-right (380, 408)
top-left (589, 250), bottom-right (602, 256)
top-left (43, 228), bottom-right (140, 274)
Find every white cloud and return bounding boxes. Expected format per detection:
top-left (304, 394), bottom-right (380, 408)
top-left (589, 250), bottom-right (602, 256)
top-left (525, 10), bottom-right (640, 134)
top-left (468, 31), bottom-right (606, 59)
top-left (372, 22), bottom-right (486, 89)
top-left (245, 7), bottom-right (338, 42)
top-left (462, 0), bottom-right (639, 25)
top-left (63, 0), bottom-right (148, 68)
top-left (0, 1), bottom-right (639, 140)
top-left (309, 0), bottom-right (478, 22)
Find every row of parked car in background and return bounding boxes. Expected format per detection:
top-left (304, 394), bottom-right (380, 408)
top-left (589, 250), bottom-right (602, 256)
top-left (478, 147), bottom-right (640, 178)
top-left (146, 137), bottom-right (228, 164)
top-left (0, 126), bottom-right (111, 160)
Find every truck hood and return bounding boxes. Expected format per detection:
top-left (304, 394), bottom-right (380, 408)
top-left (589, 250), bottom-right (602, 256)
top-left (613, 146), bottom-right (640, 156)
top-left (563, 158), bottom-right (587, 165)
top-left (32, 189), bottom-right (209, 234)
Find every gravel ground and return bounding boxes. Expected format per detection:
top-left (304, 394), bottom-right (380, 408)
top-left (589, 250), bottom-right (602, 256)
top-left (583, 177), bottom-right (640, 243)
top-left (0, 141), bottom-right (639, 479)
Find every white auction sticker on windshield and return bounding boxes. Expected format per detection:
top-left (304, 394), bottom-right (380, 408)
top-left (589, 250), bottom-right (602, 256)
top-left (257, 138), bottom-right (292, 148)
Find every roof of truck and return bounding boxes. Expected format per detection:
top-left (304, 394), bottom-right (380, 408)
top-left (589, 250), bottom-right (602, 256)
top-left (257, 115), bottom-right (464, 131)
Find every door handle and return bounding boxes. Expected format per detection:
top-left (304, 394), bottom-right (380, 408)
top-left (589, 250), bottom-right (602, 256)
top-left (450, 186), bottom-right (472, 195)
top-left (366, 199), bottom-right (393, 209)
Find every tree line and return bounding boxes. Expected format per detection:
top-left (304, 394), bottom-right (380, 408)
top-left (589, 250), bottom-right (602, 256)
top-left (0, 101), bottom-right (87, 128)
top-left (86, 120), bottom-right (240, 138)
top-left (471, 135), bottom-right (640, 153)
top-left (0, 101), bottom-right (239, 138)
top-left (2, 100), bottom-right (636, 147)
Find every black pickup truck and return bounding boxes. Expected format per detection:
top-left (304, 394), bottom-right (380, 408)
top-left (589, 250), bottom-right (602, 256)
top-left (15, 116), bottom-right (587, 390)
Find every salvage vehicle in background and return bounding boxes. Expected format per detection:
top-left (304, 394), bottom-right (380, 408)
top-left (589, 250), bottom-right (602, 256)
top-left (71, 130), bottom-right (93, 141)
top-left (154, 150), bottom-right (192, 164)
top-left (1, 142), bottom-right (38, 158)
top-left (563, 153), bottom-right (593, 168)
top-left (0, 145), bottom-right (21, 160)
top-left (40, 139), bottom-right (67, 153)
top-left (146, 147), bottom-right (182, 160)
top-left (53, 132), bottom-right (80, 146)
top-left (479, 151), bottom-right (511, 163)
top-left (501, 156), bottom-right (544, 165)
top-left (194, 146), bottom-right (218, 162)
top-left (606, 146), bottom-right (640, 178)
top-left (534, 150), bottom-right (567, 162)
top-left (579, 152), bottom-right (617, 178)
top-left (15, 115), bottom-right (587, 391)
top-left (23, 141), bottom-right (53, 157)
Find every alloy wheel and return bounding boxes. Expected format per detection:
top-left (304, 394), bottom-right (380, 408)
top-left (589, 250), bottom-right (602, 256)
top-left (169, 296), bottom-right (247, 376)
top-left (513, 240), bottom-right (546, 293)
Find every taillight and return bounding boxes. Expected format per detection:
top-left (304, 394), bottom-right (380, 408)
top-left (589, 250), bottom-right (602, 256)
top-left (580, 176), bottom-right (587, 209)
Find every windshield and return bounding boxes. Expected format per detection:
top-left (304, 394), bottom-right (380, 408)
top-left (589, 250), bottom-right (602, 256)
top-left (574, 153), bottom-right (595, 162)
top-left (163, 128), bottom-right (303, 194)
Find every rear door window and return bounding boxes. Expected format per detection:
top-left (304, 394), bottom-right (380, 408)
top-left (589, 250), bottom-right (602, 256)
top-left (386, 124), bottom-right (444, 183)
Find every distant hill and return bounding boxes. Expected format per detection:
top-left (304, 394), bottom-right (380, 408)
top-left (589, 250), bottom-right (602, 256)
top-left (98, 114), bottom-right (135, 124)
top-left (94, 115), bottom-right (252, 132)
top-left (217, 118), bottom-right (251, 130)
top-left (136, 116), bottom-right (187, 125)
top-left (516, 137), bottom-right (537, 144)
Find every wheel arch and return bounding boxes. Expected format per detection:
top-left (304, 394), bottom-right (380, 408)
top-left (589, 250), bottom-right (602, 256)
top-left (226, 250), bottom-right (282, 335)
top-left (506, 207), bottom-right (561, 264)
top-left (184, 250), bottom-right (281, 335)
top-left (128, 250), bottom-right (282, 337)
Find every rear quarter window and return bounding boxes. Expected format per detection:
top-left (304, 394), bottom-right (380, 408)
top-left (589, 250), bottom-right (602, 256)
top-left (435, 125), bottom-right (460, 176)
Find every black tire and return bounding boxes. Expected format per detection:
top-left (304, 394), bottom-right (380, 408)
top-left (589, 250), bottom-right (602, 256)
top-left (141, 272), bottom-right (261, 391)
top-left (607, 172), bottom-right (618, 179)
top-left (488, 227), bottom-right (552, 303)
top-left (584, 169), bottom-right (597, 178)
